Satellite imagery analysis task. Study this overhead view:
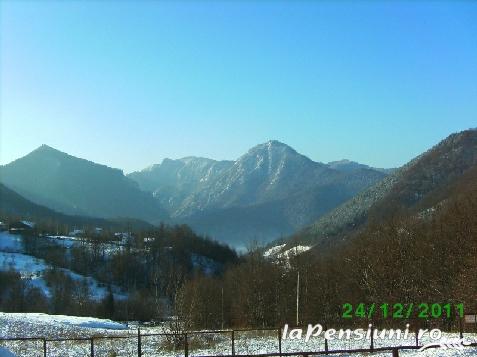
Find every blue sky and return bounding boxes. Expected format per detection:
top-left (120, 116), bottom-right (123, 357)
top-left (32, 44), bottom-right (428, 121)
top-left (1, 1), bottom-right (476, 172)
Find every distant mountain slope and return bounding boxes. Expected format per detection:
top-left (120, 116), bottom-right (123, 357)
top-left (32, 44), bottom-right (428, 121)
top-left (177, 141), bottom-right (338, 214)
top-left (130, 140), bottom-right (387, 245)
top-left (290, 129), bottom-right (477, 248)
top-left (327, 159), bottom-right (396, 174)
top-left (0, 145), bottom-right (166, 223)
top-left (0, 183), bottom-right (152, 230)
top-left (1, 182), bottom-right (59, 219)
top-left (128, 157), bottom-right (234, 213)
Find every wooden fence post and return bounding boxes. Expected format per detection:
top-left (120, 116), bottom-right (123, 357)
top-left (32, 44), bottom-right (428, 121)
top-left (90, 338), bottom-right (94, 357)
top-left (231, 330), bottom-right (235, 356)
top-left (137, 328), bottom-right (142, 356)
top-left (184, 333), bottom-right (188, 357)
top-left (370, 325), bottom-right (374, 351)
top-left (415, 324), bottom-right (419, 347)
top-left (324, 323), bottom-right (329, 354)
top-left (323, 323), bottom-right (328, 354)
top-left (459, 317), bottom-right (464, 339)
top-left (392, 348), bottom-right (399, 357)
top-left (43, 338), bottom-right (47, 357)
top-left (278, 327), bottom-right (282, 356)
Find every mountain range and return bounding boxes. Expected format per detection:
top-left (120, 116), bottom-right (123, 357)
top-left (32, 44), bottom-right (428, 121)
top-left (128, 140), bottom-right (388, 246)
top-left (2, 129), bottom-right (476, 249)
top-left (0, 141), bottom-right (388, 246)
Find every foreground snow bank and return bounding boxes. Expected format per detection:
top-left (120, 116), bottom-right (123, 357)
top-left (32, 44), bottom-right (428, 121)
top-left (0, 313), bottom-right (127, 332)
top-left (1, 313), bottom-right (476, 357)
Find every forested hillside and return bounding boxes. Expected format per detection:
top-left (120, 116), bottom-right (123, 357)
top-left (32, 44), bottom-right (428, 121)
top-left (174, 163), bottom-right (477, 329)
top-left (287, 129), bottom-right (477, 249)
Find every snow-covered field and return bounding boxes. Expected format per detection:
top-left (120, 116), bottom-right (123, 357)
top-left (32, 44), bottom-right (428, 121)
top-left (0, 313), bottom-right (476, 356)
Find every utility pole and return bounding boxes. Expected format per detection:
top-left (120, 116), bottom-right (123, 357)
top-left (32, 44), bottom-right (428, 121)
top-left (221, 287), bottom-right (224, 329)
top-left (296, 270), bottom-right (300, 326)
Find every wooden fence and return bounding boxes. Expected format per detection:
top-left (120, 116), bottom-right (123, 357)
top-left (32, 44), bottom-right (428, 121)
top-left (1, 322), bottom-right (476, 357)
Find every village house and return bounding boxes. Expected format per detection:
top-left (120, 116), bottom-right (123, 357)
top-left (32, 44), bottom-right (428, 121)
top-left (9, 220), bottom-right (35, 233)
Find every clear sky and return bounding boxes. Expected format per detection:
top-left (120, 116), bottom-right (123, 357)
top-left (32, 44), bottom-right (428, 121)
top-left (1, 1), bottom-right (476, 173)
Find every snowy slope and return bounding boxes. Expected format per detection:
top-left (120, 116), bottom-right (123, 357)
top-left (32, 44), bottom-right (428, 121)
top-left (0, 232), bottom-right (126, 300)
top-left (0, 252), bottom-right (51, 296)
top-left (0, 251), bottom-right (125, 300)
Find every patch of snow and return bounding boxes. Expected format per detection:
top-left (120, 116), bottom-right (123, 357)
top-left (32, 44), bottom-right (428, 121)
top-left (277, 245), bottom-right (311, 260)
top-left (263, 244), bottom-right (286, 258)
top-left (20, 221), bottom-right (35, 229)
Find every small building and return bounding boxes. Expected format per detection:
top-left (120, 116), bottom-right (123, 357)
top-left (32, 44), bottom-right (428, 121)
top-left (114, 232), bottom-right (132, 244)
top-left (9, 220), bottom-right (36, 233)
top-left (69, 229), bottom-right (85, 237)
top-left (144, 236), bottom-right (155, 245)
